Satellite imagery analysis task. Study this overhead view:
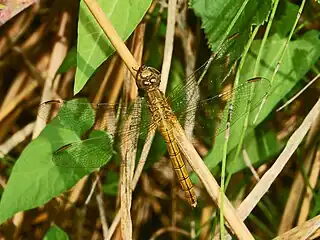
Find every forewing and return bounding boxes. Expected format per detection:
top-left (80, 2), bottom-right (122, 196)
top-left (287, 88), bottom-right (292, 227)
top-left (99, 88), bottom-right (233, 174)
top-left (39, 98), bottom-right (156, 168)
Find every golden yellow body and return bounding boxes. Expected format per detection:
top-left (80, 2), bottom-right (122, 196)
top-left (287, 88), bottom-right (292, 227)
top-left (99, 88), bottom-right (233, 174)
top-left (136, 66), bottom-right (197, 207)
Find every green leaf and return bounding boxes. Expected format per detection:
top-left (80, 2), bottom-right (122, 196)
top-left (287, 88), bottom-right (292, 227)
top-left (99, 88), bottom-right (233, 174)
top-left (227, 129), bottom-right (283, 174)
top-left (272, 1), bottom-right (299, 37)
top-left (57, 46), bottom-right (77, 73)
top-left (190, 0), bottom-right (272, 53)
top-left (43, 225), bottom-right (69, 240)
top-left (75, 0), bottom-right (152, 94)
top-left (244, 30), bottom-right (320, 122)
top-left (0, 99), bottom-right (113, 224)
top-left (204, 30), bottom-right (320, 170)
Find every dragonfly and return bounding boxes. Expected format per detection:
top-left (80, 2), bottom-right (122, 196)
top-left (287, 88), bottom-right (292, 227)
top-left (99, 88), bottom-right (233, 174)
top-left (39, 40), bottom-right (270, 208)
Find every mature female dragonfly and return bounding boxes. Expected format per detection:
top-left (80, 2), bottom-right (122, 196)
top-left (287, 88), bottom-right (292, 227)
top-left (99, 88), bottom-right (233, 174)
top-left (39, 41), bottom-right (270, 207)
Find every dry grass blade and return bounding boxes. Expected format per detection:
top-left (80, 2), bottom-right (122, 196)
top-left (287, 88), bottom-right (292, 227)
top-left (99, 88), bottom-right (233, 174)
top-left (0, 81), bottom-right (37, 123)
top-left (103, 122), bottom-right (156, 240)
top-left (0, 122), bottom-right (34, 157)
top-left (237, 98), bottom-right (320, 220)
top-left (278, 114), bottom-right (320, 233)
top-left (96, 181), bottom-right (109, 238)
top-left (297, 147), bottom-right (320, 225)
top-left (159, 0), bottom-right (177, 91)
top-left (120, 98), bottom-right (142, 240)
top-left (32, 12), bottom-right (70, 138)
top-left (131, 129), bottom-right (156, 189)
top-left (242, 149), bottom-right (260, 181)
top-left (273, 214), bottom-right (320, 240)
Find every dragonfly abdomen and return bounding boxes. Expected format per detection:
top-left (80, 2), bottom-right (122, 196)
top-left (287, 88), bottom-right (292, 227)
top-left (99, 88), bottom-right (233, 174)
top-left (159, 122), bottom-right (197, 207)
top-left (146, 89), bottom-right (197, 207)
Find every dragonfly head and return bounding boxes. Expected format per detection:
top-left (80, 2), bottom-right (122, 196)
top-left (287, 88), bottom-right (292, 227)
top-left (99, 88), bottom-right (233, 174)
top-left (135, 66), bottom-right (161, 91)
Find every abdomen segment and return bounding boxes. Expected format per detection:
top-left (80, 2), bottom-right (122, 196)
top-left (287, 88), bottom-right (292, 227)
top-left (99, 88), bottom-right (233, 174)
top-left (161, 126), bottom-right (197, 207)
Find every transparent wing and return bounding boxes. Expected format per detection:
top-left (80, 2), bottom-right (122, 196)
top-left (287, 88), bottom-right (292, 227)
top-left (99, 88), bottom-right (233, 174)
top-left (39, 98), bottom-right (156, 168)
top-left (38, 34), bottom-right (267, 169)
top-left (39, 98), bottom-right (156, 140)
top-left (165, 33), bottom-right (270, 142)
top-left (176, 77), bottom-right (271, 144)
top-left (168, 33), bottom-right (241, 114)
top-left (52, 132), bottom-right (113, 169)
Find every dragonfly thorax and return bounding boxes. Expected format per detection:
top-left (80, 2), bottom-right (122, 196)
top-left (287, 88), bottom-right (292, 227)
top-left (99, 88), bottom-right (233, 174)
top-left (135, 65), bottom-right (161, 91)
